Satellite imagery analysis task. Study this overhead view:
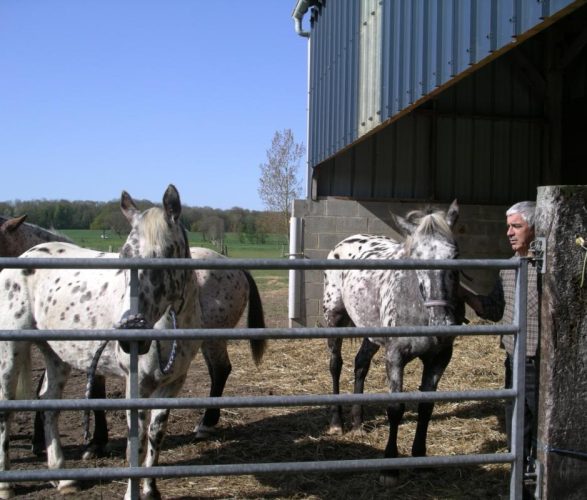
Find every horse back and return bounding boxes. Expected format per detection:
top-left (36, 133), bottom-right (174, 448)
top-left (191, 247), bottom-right (249, 328)
top-left (0, 242), bottom-right (124, 331)
top-left (324, 234), bottom-right (432, 333)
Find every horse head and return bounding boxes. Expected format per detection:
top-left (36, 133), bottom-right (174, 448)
top-left (0, 215), bottom-right (28, 257)
top-left (394, 200), bottom-right (460, 327)
top-left (117, 184), bottom-right (192, 354)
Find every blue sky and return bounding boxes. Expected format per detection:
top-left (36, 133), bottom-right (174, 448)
top-left (0, 1), bottom-right (309, 210)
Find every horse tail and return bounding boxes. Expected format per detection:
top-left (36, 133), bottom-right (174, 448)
top-left (244, 270), bottom-right (266, 366)
top-left (15, 347), bottom-right (32, 400)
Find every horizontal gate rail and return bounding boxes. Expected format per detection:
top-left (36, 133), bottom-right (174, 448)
top-left (0, 256), bottom-right (519, 271)
top-left (0, 389), bottom-right (517, 412)
top-left (0, 323), bottom-right (517, 342)
top-left (0, 255), bottom-right (526, 499)
top-left (0, 453), bottom-right (514, 483)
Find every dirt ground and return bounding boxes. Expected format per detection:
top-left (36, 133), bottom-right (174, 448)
top-left (8, 284), bottom-right (510, 499)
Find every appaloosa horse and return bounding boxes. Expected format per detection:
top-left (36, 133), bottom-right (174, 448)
top-left (0, 214), bottom-right (72, 258)
top-left (0, 184), bottom-right (202, 499)
top-left (189, 247), bottom-right (266, 437)
top-left (30, 246), bottom-right (267, 458)
top-left (323, 200), bottom-right (460, 486)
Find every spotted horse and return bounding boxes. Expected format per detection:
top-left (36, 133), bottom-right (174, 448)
top-left (32, 246), bottom-right (268, 458)
top-left (0, 184), bottom-right (202, 500)
top-left (0, 214), bottom-right (72, 259)
top-left (323, 200), bottom-right (463, 486)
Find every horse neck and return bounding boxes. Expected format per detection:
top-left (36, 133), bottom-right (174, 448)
top-left (174, 270), bottom-right (202, 330)
top-left (29, 224), bottom-right (71, 245)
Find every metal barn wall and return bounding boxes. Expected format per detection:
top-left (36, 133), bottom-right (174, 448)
top-left (314, 48), bottom-right (547, 204)
top-left (291, 0), bottom-right (587, 327)
top-left (306, 0), bottom-right (582, 170)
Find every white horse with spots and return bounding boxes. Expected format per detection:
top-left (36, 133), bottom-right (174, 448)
top-left (0, 185), bottom-right (202, 499)
top-left (52, 246), bottom-right (267, 456)
top-left (323, 201), bottom-right (462, 486)
top-left (0, 214), bottom-right (267, 457)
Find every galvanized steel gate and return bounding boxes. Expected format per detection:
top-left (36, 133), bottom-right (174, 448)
top-left (0, 256), bottom-right (529, 499)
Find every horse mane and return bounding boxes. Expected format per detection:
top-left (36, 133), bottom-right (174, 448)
top-left (141, 208), bottom-right (174, 255)
top-left (0, 215), bottom-right (73, 244)
top-left (141, 207), bottom-right (190, 258)
top-left (404, 208), bottom-right (455, 251)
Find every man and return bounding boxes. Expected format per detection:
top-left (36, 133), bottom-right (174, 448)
top-left (460, 201), bottom-right (539, 470)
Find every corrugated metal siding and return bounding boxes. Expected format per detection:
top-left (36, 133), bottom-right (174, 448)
top-left (358, 0), bottom-right (382, 136)
top-left (314, 48), bottom-right (548, 204)
top-left (306, 0), bottom-right (580, 169)
top-left (308, 1), bottom-right (360, 166)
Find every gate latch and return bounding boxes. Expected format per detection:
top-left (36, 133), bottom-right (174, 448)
top-left (530, 237), bottom-right (546, 274)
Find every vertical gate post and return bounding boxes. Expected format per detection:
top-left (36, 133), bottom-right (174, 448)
top-left (535, 185), bottom-right (587, 499)
top-left (128, 269), bottom-right (140, 500)
top-left (510, 258), bottom-right (528, 499)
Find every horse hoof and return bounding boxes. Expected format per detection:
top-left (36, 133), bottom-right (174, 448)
top-left (379, 472), bottom-right (400, 488)
top-left (326, 424), bottom-right (343, 436)
top-left (82, 443), bottom-right (110, 460)
top-left (82, 446), bottom-right (99, 460)
top-left (193, 424), bottom-right (216, 440)
top-left (31, 443), bottom-right (46, 458)
top-left (0, 487), bottom-right (15, 499)
top-left (57, 480), bottom-right (80, 495)
top-left (141, 490), bottom-right (162, 500)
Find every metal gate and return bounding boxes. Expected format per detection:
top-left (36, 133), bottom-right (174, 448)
top-left (0, 255), bottom-right (528, 499)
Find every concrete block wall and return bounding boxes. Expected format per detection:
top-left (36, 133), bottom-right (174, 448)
top-left (290, 197), bottom-right (510, 327)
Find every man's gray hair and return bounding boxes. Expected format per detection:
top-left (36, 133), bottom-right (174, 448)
top-left (506, 201), bottom-right (536, 228)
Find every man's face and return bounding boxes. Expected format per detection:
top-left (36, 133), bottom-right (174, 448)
top-left (506, 213), bottom-right (535, 256)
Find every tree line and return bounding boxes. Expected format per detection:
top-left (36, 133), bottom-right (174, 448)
top-left (0, 198), bottom-right (285, 244)
top-left (1, 128), bottom-right (305, 245)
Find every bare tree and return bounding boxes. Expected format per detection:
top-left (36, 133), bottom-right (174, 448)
top-left (197, 215), bottom-right (225, 248)
top-left (257, 129), bottom-right (305, 236)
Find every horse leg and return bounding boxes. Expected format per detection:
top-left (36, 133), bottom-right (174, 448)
top-left (35, 342), bottom-right (79, 495)
top-left (351, 338), bottom-right (380, 432)
top-left (412, 344), bottom-right (454, 458)
top-left (82, 375), bottom-right (109, 460)
top-left (324, 299), bottom-right (351, 435)
top-left (193, 340), bottom-right (231, 439)
top-left (0, 341), bottom-right (30, 499)
top-left (380, 355), bottom-right (406, 487)
top-left (32, 371), bottom-right (46, 457)
top-left (128, 376), bottom-right (185, 500)
top-left (124, 383), bottom-right (152, 500)
top-left (327, 337), bottom-right (344, 434)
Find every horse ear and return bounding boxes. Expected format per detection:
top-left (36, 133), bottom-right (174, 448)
top-left (163, 184), bottom-right (182, 223)
top-left (392, 213), bottom-right (417, 236)
top-left (120, 190), bottom-right (139, 223)
top-left (2, 215), bottom-right (27, 233)
top-left (446, 199), bottom-right (459, 228)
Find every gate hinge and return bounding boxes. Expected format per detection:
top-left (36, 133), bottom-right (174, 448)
top-left (530, 237), bottom-right (547, 274)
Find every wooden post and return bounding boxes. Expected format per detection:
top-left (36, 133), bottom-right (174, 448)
top-left (535, 185), bottom-right (587, 499)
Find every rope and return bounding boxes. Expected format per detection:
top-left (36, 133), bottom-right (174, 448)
top-left (83, 340), bottom-right (109, 443)
top-left (539, 439), bottom-right (587, 461)
top-left (576, 236), bottom-right (587, 288)
top-left (156, 308), bottom-right (178, 375)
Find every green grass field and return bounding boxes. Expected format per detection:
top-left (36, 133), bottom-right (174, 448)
top-left (62, 229), bottom-right (289, 289)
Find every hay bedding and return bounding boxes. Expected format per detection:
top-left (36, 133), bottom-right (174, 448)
top-left (9, 287), bottom-right (510, 499)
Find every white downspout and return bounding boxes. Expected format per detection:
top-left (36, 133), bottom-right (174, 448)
top-left (289, 1), bottom-right (311, 327)
top-left (292, 0), bottom-right (311, 38)
top-left (288, 215), bottom-right (303, 326)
